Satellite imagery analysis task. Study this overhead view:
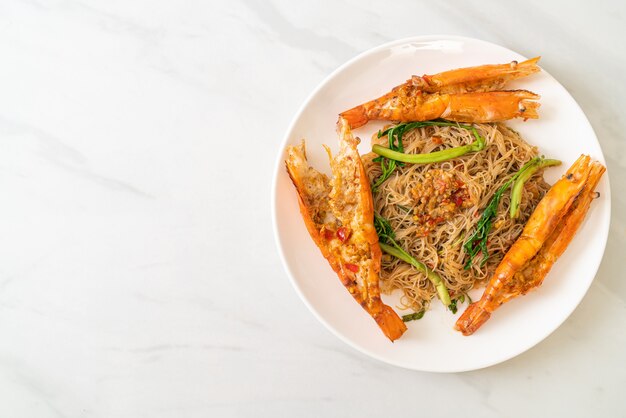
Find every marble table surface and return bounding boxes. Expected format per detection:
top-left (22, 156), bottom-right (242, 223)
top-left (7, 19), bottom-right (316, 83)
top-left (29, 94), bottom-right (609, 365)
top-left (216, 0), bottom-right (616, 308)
top-left (1, 1), bottom-right (624, 417)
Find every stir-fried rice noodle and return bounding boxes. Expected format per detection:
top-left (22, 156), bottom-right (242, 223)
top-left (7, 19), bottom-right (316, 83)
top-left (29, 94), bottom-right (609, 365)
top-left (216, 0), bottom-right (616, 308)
top-left (362, 123), bottom-right (550, 313)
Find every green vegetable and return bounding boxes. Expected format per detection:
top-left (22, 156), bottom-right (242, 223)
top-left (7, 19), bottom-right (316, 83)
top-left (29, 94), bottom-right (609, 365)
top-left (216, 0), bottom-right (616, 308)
top-left (448, 294), bottom-right (469, 314)
top-left (463, 156), bottom-right (561, 269)
top-left (510, 158), bottom-right (561, 218)
top-left (402, 311), bottom-right (425, 322)
top-left (448, 299), bottom-right (459, 314)
top-left (371, 123), bottom-right (407, 192)
top-left (375, 213), bottom-right (451, 306)
top-left (371, 120), bottom-right (485, 191)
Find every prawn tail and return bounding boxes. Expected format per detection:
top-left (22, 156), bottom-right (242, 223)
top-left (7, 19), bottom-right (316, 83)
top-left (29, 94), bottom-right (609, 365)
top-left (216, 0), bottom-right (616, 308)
top-left (455, 302), bottom-right (491, 336)
top-left (374, 304), bottom-right (408, 342)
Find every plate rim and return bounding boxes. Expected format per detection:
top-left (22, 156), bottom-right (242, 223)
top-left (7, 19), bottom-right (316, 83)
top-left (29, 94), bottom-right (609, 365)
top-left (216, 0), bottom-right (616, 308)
top-left (270, 34), bottom-right (611, 372)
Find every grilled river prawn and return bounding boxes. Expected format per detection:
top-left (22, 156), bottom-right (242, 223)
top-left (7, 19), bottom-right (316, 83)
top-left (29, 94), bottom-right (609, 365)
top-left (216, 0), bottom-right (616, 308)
top-left (340, 58), bottom-right (541, 129)
top-left (456, 155), bottom-right (605, 335)
top-left (409, 57), bottom-right (541, 94)
top-left (285, 118), bottom-right (407, 341)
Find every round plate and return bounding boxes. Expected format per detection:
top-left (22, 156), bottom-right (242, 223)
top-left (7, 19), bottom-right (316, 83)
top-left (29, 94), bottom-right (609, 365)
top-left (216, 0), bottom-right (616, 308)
top-left (271, 35), bottom-right (610, 372)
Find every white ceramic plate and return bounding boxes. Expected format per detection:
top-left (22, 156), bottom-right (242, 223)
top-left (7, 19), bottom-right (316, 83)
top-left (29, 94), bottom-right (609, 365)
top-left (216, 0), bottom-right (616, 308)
top-left (271, 35), bottom-right (610, 372)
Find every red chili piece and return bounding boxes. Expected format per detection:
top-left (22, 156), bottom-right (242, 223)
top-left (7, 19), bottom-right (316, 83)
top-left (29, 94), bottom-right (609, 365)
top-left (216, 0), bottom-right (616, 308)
top-left (344, 263), bottom-right (359, 273)
top-left (336, 227), bottom-right (350, 242)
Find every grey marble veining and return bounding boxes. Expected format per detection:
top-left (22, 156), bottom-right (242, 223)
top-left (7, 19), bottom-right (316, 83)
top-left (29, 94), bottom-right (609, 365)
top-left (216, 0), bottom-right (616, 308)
top-left (0, 0), bottom-right (624, 417)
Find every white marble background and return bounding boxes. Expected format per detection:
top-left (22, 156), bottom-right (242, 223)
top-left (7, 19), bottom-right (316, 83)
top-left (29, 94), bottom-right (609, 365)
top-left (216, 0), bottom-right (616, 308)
top-left (0, 0), bottom-right (624, 417)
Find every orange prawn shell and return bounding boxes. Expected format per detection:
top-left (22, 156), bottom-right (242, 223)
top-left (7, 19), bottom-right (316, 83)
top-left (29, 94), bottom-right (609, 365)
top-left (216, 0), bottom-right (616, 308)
top-left (339, 57), bottom-right (542, 129)
top-left (285, 126), bottom-right (406, 341)
top-left (456, 155), bottom-right (604, 336)
top-left (337, 117), bottom-right (382, 267)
